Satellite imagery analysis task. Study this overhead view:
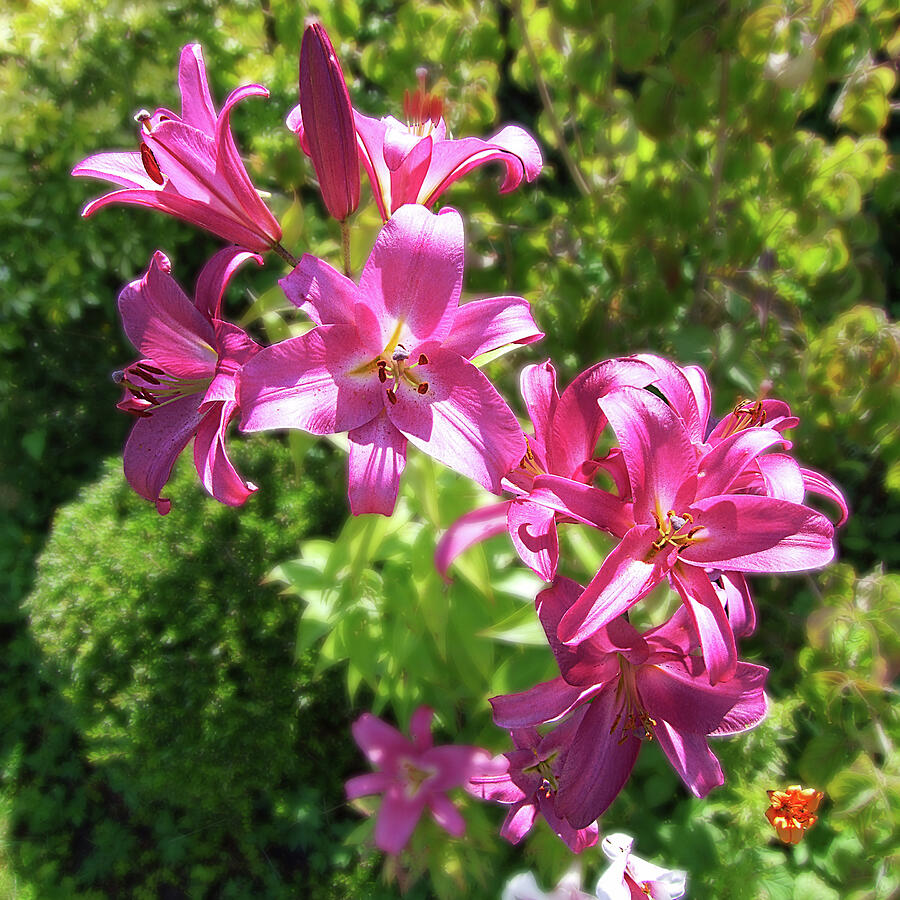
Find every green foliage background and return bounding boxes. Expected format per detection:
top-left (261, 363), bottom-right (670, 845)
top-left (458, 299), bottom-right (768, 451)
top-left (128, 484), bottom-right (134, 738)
top-left (1, 0), bottom-right (897, 896)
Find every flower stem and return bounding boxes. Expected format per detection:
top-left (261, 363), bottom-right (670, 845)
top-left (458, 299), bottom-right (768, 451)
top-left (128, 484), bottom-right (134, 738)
top-left (340, 219), bottom-right (353, 278)
top-left (273, 242), bottom-right (299, 267)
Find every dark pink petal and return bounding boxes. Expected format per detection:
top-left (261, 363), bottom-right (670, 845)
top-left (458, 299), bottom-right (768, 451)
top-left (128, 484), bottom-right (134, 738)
top-left (600, 387), bottom-right (699, 524)
top-left (351, 713), bottom-right (411, 769)
top-left (682, 495), bottom-right (835, 572)
top-left (652, 720), bottom-right (723, 798)
top-left (408, 706), bottom-right (434, 753)
top-left (634, 354), bottom-right (707, 444)
top-left (681, 363), bottom-right (712, 439)
top-left (441, 296), bottom-right (543, 361)
top-left (508, 499), bottom-right (559, 581)
top-left (801, 467), bottom-right (848, 526)
top-left (194, 246), bottom-right (263, 320)
top-left (427, 793), bottom-right (466, 837)
top-left (539, 799), bottom-right (600, 853)
top-left (214, 83), bottom-right (282, 244)
top-left (359, 205), bottom-right (464, 348)
top-left (388, 134), bottom-right (434, 213)
top-left (386, 349), bottom-right (524, 494)
top-left (529, 474), bottom-right (635, 538)
top-left (353, 110), bottom-right (392, 220)
top-left (192, 400), bottom-right (256, 507)
top-left (490, 677), bottom-right (599, 728)
top-left (345, 771), bottom-right (392, 800)
top-left (347, 412), bottom-right (407, 516)
top-left (435, 501), bottom-right (511, 577)
top-left (466, 756), bottom-right (524, 804)
top-left (710, 662), bottom-right (768, 735)
top-left (374, 783), bottom-right (426, 854)
top-left (519, 361), bottom-right (559, 463)
top-left (636, 656), bottom-right (760, 736)
top-left (118, 251), bottom-right (217, 378)
top-left (695, 428), bottom-right (785, 500)
top-left (280, 254), bottom-right (364, 327)
top-left (755, 453), bottom-right (805, 503)
top-left (501, 801), bottom-right (538, 844)
top-left (557, 525), bottom-right (672, 646)
top-left (417, 125), bottom-right (542, 207)
top-left (177, 44), bottom-right (217, 134)
top-left (548, 358), bottom-right (655, 480)
top-left (80, 187), bottom-right (278, 252)
top-left (239, 325), bottom-right (383, 436)
top-left (669, 565), bottom-right (737, 685)
top-left (556, 684), bottom-right (641, 827)
top-left (299, 23), bottom-right (360, 221)
top-left (122, 394), bottom-right (204, 515)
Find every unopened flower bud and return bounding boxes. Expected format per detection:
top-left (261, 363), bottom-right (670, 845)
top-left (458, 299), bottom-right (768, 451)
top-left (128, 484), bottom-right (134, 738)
top-left (299, 23), bottom-right (360, 221)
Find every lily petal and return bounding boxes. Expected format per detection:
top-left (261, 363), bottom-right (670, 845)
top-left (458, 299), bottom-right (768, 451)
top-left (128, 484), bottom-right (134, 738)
top-left (442, 295), bottom-right (543, 361)
top-left (490, 677), bottom-right (600, 729)
top-left (374, 783), bottom-right (426, 854)
top-left (508, 499), bottom-right (559, 581)
top-left (279, 254), bottom-right (363, 327)
top-left (435, 501), bottom-right (512, 577)
top-left (652, 720), bottom-right (723, 798)
top-left (194, 246), bottom-right (263, 320)
top-left (193, 400), bottom-right (256, 507)
top-left (347, 412), bottom-right (407, 516)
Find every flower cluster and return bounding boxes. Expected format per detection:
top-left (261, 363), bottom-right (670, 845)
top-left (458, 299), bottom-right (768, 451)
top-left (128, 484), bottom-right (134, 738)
top-left (73, 21), bottom-right (845, 872)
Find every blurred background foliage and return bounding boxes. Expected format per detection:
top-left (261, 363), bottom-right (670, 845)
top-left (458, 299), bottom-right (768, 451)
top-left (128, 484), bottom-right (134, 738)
top-left (0, 0), bottom-right (897, 896)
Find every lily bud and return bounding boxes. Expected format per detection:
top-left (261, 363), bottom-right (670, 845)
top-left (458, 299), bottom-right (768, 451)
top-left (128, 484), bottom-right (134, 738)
top-left (299, 23), bottom-right (360, 221)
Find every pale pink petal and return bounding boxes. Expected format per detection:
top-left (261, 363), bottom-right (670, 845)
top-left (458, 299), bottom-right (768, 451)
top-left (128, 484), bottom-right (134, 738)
top-left (194, 246), bottom-right (263, 320)
top-left (435, 501), bottom-right (512, 577)
top-left (239, 325), bottom-right (383, 435)
top-left (117, 251), bottom-right (217, 378)
top-left (548, 358), bottom-right (655, 480)
top-left (441, 295), bottom-right (543, 361)
top-left (347, 412), bottom-right (407, 516)
top-left (529, 474), bottom-right (635, 538)
top-left (178, 44), bottom-right (217, 134)
top-left (192, 400), bottom-right (256, 507)
top-left (508, 499), bottom-right (559, 581)
top-left (427, 793), bottom-right (466, 837)
top-left (490, 678), bottom-right (599, 728)
top-left (754, 453), bottom-right (805, 503)
top-left (345, 771), bottom-right (392, 800)
top-left (386, 348), bottom-right (525, 494)
top-left (279, 254), bottom-right (363, 327)
top-left (122, 394), bottom-right (204, 515)
top-left (556, 683), bottom-right (641, 827)
top-left (359, 205), bottom-right (464, 348)
top-left (353, 110), bottom-right (392, 220)
top-left (669, 565), bottom-right (737, 685)
top-left (417, 125), bottom-right (542, 207)
top-left (682, 495), bottom-right (835, 572)
top-left (599, 387), bottom-right (698, 524)
top-left (695, 428), bottom-right (785, 500)
top-left (351, 713), bottom-right (411, 769)
top-left (652, 721), bottom-right (723, 798)
top-left (501, 802), bottom-right (538, 844)
top-left (467, 756), bottom-right (523, 804)
top-left (634, 354), bottom-right (707, 443)
top-left (519, 361), bottom-right (559, 462)
top-left (557, 525), bottom-right (672, 645)
top-left (72, 150), bottom-right (158, 189)
top-left (374, 784), bottom-right (426, 854)
top-left (680, 364), bottom-right (712, 439)
top-left (801, 467), bottom-right (848, 526)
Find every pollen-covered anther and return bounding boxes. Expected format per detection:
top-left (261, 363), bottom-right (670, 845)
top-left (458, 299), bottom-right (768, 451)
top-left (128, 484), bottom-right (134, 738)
top-left (140, 143), bottom-right (165, 185)
top-left (722, 398), bottom-right (768, 438)
top-left (417, 382), bottom-right (429, 394)
top-left (418, 353), bottom-right (428, 365)
top-left (652, 510), bottom-right (699, 551)
top-left (377, 367), bottom-right (387, 383)
top-left (387, 388), bottom-right (397, 404)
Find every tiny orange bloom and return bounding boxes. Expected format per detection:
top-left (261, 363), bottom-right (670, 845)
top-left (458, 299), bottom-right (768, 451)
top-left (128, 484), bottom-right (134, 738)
top-left (766, 785), bottom-right (824, 844)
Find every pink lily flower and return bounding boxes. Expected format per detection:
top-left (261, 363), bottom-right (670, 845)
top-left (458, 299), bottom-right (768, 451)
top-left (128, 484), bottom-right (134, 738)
top-left (73, 44), bottom-right (282, 252)
top-left (115, 248), bottom-right (262, 514)
top-left (491, 578), bottom-right (769, 827)
top-left (530, 385), bottom-right (837, 683)
top-left (239, 204), bottom-right (541, 515)
top-left (345, 707), bottom-right (494, 854)
top-left (595, 833), bottom-right (687, 900)
top-left (436, 357), bottom-right (654, 581)
top-left (298, 22), bottom-right (360, 221)
top-left (466, 714), bottom-right (599, 853)
top-left (287, 60), bottom-right (542, 220)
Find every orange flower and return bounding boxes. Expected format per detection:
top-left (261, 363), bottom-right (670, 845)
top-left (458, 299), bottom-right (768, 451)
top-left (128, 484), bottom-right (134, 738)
top-left (766, 785), bottom-right (824, 844)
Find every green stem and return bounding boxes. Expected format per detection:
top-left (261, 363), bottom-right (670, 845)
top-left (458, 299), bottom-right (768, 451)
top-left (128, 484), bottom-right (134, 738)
top-left (273, 242), bottom-right (299, 267)
top-left (340, 219), bottom-right (352, 278)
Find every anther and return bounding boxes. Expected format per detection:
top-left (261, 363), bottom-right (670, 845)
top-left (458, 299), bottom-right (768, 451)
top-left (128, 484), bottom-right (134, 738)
top-left (417, 382), bottom-right (429, 394)
top-left (387, 388), bottom-right (397, 404)
top-left (418, 353), bottom-right (428, 365)
top-left (111, 369), bottom-right (125, 384)
top-left (133, 109), bottom-right (152, 124)
top-left (140, 143), bottom-right (164, 185)
top-left (378, 368), bottom-right (387, 383)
